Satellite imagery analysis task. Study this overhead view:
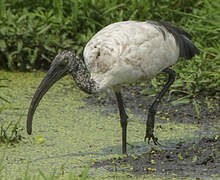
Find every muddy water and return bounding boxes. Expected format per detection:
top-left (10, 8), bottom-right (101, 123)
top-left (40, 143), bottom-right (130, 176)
top-left (0, 71), bottom-right (219, 179)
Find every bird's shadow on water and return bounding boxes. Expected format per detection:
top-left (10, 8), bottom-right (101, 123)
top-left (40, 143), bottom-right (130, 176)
top-left (29, 135), bottom-right (201, 164)
top-left (28, 142), bottom-right (157, 163)
top-left (100, 134), bottom-right (203, 155)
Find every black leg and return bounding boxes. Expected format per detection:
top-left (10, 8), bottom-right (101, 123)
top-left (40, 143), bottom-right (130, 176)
top-left (144, 68), bottom-right (176, 144)
top-left (115, 91), bottom-right (128, 154)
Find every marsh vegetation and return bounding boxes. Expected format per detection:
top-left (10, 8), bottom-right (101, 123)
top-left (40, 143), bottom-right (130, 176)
top-left (0, 0), bottom-right (219, 179)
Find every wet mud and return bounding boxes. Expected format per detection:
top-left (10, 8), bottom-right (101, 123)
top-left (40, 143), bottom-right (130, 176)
top-left (86, 83), bottom-right (220, 178)
top-left (94, 136), bottom-right (220, 178)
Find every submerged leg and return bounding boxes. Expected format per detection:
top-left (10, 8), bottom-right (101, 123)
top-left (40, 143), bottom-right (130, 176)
top-left (115, 91), bottom-right (128, 154)
top-left (145, 68), bottom-right (176, 144)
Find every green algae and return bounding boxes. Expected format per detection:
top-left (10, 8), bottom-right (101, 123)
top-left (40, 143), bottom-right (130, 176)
top-left (0, 70), bottom-right (218, 179)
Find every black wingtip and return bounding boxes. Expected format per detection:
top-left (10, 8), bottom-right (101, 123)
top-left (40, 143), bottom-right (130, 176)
top-left (180, 35), bottom-right (200, 59)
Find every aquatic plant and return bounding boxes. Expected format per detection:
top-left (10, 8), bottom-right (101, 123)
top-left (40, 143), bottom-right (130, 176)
top-left (0, 0), bottom-right (219, 96)
top-left (0, 120), bottom-right (24, 145)
top-left (0, 78), bottom-right (9, 105)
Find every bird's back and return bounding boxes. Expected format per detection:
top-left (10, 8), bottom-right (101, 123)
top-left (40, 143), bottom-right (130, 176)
top-left (83, 21), bottom-right (199, 91)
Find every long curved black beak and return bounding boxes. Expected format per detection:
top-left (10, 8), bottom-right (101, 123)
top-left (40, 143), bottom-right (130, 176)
top-left (27, 66), bottom-right (68, 134)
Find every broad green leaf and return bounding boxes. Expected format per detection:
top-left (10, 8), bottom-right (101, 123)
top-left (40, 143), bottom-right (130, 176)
top-left (140, 88), bottom-right (156, 96)
top-left (171, 97), bottom-right (191, 106)
top-left (0, 40), bottom-right (6, 51)
top-left (37, 24), bottom-right (52, 35)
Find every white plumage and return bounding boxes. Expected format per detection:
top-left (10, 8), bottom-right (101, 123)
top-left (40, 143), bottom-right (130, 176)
top-left (27, 20), bottom-right (199, 154)
top-left (84, 21), bottom-right (179, 91)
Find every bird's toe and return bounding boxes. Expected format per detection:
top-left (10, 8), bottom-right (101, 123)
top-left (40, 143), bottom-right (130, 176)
top-left (144, 133), bottom-right (160, 145)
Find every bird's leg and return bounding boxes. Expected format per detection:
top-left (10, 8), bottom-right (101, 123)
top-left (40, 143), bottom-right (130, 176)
top-left (145, 68), bottom-right (176, 144)
top-left (115, 91), bottom-right (128, 154)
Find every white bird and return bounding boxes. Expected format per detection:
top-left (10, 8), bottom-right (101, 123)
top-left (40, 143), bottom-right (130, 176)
top-left (27, 20), bottom-right (199, 154)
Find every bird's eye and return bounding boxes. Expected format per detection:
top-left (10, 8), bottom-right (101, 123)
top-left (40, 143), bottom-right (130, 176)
top-left (64, 59), bottom-right (68, 63)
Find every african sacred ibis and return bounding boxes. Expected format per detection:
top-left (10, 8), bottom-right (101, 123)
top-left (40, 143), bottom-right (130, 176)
top-left (27, 20), bottom-right (200, 154)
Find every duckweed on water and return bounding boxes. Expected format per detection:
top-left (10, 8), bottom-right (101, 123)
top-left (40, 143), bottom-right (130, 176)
top-left (0, 70), bottom-right (218, 179)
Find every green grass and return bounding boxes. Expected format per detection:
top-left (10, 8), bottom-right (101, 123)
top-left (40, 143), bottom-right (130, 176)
top-left (0, 120), bottom-right (24, 145)
top-left (0, 78), bottom-right (9, 105)
top-left (0, 78), bottom-right (24, 145)
top-left (0, 0), bottom-right (219, 98)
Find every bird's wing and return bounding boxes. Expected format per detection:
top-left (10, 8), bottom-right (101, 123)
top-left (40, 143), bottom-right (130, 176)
top-left (83, 21), bottom-right (182, 90)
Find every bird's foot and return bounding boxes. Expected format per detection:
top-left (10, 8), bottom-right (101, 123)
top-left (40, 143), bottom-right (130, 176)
top-left (144, 132), bottom-right (160, 145)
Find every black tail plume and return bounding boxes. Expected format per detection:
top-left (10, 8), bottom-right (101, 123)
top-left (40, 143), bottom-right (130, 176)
top-left (148, 21), bottom-right (200, 59)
